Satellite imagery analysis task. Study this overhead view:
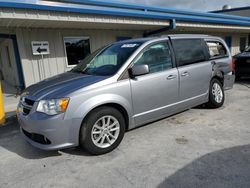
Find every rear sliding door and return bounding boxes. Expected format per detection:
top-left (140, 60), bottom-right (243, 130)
top-left (171, 38), bottom-right (212, 106)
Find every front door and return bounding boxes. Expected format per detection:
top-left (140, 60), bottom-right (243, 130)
top-left (129, 41), bottom-right (179, 125)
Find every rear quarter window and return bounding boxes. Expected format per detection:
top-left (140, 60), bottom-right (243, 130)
top-left (172, 39), bottom-right (206, 66)
top-left (206, 41), bottom-right (228, 59)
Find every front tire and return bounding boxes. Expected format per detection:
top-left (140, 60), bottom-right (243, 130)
top-left (80, 106), bottom-right (125, 155)
top-left (206, 78), bottom-right (225, 108)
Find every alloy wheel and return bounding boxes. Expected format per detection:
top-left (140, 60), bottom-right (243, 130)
top-left (212, 83), bottom-right (223, 103)
top-left (91, 115), bottom-right (120, 148)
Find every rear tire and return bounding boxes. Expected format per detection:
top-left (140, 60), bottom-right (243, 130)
top-left (206, 78), bottom-right (224, 108)
top-left (79, 106), bottom-right (125, 155)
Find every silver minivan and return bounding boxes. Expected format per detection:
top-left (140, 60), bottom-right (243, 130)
top-left (17, 35), bottom-right (235, 155)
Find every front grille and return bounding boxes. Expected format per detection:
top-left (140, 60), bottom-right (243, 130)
top-left (23, 107), bottom-right (30, 115)
top-left (25, 98), bottom-right (35, 106)
top-left (22, 129), bottom-right (51, 145)
top-left (20, 97), bottom-right (35, 116)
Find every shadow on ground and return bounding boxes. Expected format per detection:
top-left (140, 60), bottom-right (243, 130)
top-left (235, 77), bottom-right (250, 89)
top-left (158, 144), bottom-right (250, 188)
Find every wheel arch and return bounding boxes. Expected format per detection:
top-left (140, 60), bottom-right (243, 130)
top-left (77, 102), bottom-right (130, 148)
top-left (67, 93), bottom-right (134, 147)
top-left (83, 103), bottom-right (130, 131)
top-left (72, 94), bottom-right (133, 129)
top-left (212, 71), bottom-right (224, 86)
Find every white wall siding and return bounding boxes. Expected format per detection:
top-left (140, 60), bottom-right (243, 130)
top-left (176, 22), bottom-right (250, 32)
top-left (15, 28), bottom-right (142, 87)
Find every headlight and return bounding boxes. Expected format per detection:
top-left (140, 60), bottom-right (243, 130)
top-left (36, 98), bottom-right (70, 115)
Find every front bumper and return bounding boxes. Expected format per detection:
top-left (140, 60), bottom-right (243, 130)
top-left (17, 107), bottom-right (82, 150)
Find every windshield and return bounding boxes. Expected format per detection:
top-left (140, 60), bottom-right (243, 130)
top-left (71, 41), bottom-right (143, 76)
top-left (245, 46), bottom-right (250, 52)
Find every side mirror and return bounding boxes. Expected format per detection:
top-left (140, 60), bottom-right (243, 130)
top-left (129, 64), bottom-right (149, 77)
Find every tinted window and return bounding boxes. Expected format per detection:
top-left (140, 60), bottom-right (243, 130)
top-left (133, 42), bottom-right (172, 74)
top-left (72, 42), bottom-right (143, 76)
top-left (64, 37), bottom-right (90, 66)
top-left (206, 41), bottom-right (227, 58)
top-left (172, 39), bottom-right (206, 66)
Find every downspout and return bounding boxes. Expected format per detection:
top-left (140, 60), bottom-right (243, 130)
top-left (143, 19), bottom-right (176, 37)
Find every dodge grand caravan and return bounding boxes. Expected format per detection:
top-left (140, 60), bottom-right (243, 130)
top-left (17, 35), bottom-right (235, 155)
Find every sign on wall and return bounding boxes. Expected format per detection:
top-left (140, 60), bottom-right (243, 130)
top-left (31, 41), bottom-right (50, 55)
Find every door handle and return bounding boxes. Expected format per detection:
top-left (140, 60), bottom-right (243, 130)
top-left (167, 75), bottom-right (177, 80)
top-left (181, 71), bottom-right (189, 77)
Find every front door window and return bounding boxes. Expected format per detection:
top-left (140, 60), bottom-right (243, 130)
top-left (133, 42), bottom-right (173, 74)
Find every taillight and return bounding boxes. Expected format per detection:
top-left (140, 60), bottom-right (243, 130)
top-left (232, 57), bottom-right (236, 73)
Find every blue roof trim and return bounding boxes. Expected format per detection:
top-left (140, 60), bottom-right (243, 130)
top-left (0, 0), bottom-right (250, 26)
top-left (58, 0), bottom-right (250, 22)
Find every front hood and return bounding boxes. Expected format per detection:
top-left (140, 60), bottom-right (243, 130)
top-left (24, 72), bottom-right (108, 100)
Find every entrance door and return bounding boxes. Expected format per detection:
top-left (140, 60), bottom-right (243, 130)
top-left (0, 38), bottom-right (20, 94)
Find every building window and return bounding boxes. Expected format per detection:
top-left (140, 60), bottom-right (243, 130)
top-left (206, 41), bottom-right (227, 59)
top-left (172, 39), bottom-right (206, 66)
top-left (64, 37), bottom-right (90, 66)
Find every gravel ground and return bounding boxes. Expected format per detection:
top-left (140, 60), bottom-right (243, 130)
top-left (0, 81), bottom-right (250, 188)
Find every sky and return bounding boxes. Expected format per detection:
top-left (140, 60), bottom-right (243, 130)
top-left (118, 0), bottom-right (250, 11)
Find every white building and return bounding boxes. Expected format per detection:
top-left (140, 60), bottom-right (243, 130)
top-left (0, 0), bottom-right (250, 94)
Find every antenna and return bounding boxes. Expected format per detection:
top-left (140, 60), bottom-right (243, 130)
top-left (222, 5), bottom-right (231, 10)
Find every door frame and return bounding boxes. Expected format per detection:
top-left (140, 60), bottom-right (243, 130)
top-left (0, 34), bottom-right (25, 90)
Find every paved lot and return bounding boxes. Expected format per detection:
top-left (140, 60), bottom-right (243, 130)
top-left (1, 82), bottom-right (250, 188)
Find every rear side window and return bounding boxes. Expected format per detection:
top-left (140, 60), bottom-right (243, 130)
top-left (172, 39), bottom-right (206, 66)
top-left (206, 41), bottom-right (227, 59)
